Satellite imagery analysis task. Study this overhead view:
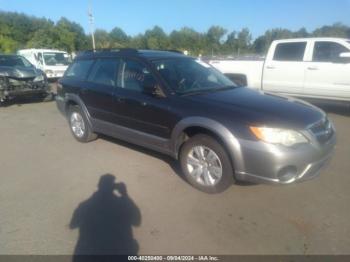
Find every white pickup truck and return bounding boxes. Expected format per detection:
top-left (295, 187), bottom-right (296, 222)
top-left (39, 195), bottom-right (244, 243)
top-left (209, 38), bottom-right (350, 104)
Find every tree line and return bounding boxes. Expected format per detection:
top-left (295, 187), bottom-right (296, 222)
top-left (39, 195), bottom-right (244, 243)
top-left (1, 11), bottom-right (350, 56)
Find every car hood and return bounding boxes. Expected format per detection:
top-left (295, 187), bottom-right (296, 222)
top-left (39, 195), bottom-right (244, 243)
top-left (184, 88), bottom-right (325, 129)
top-left (0, 66), bottom-right (42, 79)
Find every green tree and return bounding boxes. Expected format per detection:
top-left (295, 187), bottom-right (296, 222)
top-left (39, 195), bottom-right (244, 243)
top-left (94, 29), bottom-right (112, 49)
top-left (253, 28), bottom-right (295, 54)
top-left (110, 27), bottom-right (129, 47)
top-left (236, 28), bottom-right (252, 55)
top-left (26, 27), bottom-right (61, 49)
top-left (169, 27), bottom-right (205, 55)
top-left (312, 23), bottom-right (349, 38)
top-left (144, 26), bottom-right (169, 49)
top-left (0, 36), bottom-right (19, 53)
top-left (206, 26), bottom-right (227, 55)
top-left (56, 17), bottom-right (89, 51)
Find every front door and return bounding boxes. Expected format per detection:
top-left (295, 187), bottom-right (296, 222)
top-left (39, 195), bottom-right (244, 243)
top-left (113, 58), bottom-right (173, 139)
top-left (263, 41), bottom-right (307, 95)
top-left (304, 41), bottom-right (350, 100)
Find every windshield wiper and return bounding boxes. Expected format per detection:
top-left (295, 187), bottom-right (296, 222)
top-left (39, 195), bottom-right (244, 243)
top-left (179, 85), bottom-right (237, 96)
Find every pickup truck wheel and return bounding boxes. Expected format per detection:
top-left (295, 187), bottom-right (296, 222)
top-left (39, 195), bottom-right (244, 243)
top-left (180, 134), bottom-right (234, 193)
top-left (68, 105), bottom-right (97, 143)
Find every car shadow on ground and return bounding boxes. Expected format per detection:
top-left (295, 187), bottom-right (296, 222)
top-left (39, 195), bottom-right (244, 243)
top-left (70, 174), bottom-right (141, 260)
top-left (99, 134), bottom-right (186, 181)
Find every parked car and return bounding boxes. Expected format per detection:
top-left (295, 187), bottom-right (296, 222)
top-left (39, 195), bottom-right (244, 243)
top-left (0, 54), bottom-right (51, 104)
top-left (56, 49), bottom-right (336, 193)
top-left (17, 49), bottom-right (71, 80)
top-left (209, 38), bottom-right (350, 106)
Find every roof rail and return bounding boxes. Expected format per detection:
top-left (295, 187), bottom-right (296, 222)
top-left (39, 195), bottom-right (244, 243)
top-left (79, 48), bottom-right (138, 55)
top-left (163, 49), bottom-right (184, 54)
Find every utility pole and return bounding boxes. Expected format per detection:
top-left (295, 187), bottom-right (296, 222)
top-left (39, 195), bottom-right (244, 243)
top-left (88, 3), bottom-right (96, 51)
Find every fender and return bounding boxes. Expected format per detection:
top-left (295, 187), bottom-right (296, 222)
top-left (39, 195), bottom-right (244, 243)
top-left (170, 117), bottom-right (245, 173)
top-left (64, 93), bottom-right (94, 130)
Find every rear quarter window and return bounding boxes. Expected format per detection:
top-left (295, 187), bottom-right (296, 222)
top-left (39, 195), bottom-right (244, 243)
top-left (273, 42), bottom-right (307, 62)
top-left (65, 59), bottom-right (94, 80)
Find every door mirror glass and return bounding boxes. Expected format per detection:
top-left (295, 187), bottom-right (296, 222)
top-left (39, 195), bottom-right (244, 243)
top-left (337, 52), bottom-right (350, 63)
top-left (143, 76), bottom-right (164, 97)
top-left (339, 52), bottom-right (350, 58)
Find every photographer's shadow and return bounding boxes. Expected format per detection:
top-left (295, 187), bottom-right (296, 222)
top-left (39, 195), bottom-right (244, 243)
top-left (70, 174), bottom-right (141, 256)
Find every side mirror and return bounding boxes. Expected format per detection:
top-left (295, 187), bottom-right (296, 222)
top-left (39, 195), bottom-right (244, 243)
top-left (143, 77), bottom-right (165, 98)
top-left (337, 52), bottom-right (350, 63)
top-left (339, 52), bottom-right (350, 58)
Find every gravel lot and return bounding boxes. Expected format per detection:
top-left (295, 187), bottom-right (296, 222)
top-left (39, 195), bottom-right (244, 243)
top-left (0, 98), bottom-right (349, 255)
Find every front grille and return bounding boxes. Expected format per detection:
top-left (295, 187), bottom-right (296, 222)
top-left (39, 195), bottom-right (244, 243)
top-left (54, 70), bottom-right (65, 75)
top-left (309, 118), bottom-right (333, 144)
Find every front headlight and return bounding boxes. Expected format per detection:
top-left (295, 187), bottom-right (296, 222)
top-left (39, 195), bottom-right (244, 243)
top-left (33, 75), bottom-right (44, 82)
top-left (250, 126), bottom-right (308, 147)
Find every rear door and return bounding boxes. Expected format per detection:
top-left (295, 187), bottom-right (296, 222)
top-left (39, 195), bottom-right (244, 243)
top-left (263, 41), bottom-right (308, 95)
top-left (304, 41), bottom-right (350, 100)
top-left (81, 58), bottom-right (120, 122)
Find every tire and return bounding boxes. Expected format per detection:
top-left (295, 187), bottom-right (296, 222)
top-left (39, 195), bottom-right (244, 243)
top-left (68, 105), bottom-right (97, 143)
top-left (179, 134), bottom-right (235, 193)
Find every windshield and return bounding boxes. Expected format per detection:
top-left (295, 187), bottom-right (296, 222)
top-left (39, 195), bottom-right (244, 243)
top-left (153, 58), bottom-right (236, 95)
top-left (43, 52), bottom-right (71, 66)
top-left (0, 56), bottom-right (33, 68)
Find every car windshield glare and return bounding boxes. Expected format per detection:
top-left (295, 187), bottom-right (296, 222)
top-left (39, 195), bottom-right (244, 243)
top-left (153, 58), bottom-right (236, 95)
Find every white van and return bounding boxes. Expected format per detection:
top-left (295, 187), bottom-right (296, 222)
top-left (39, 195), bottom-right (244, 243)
top-left (17, 49), bottom-right (71, 80)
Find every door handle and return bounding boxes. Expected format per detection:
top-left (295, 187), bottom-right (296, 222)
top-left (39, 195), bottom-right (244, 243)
top-left (307, 66), bottom-right (319, 70)
top-left (266, 65), bottom-right (276, 69)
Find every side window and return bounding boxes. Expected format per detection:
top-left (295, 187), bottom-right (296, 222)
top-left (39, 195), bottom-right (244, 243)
top-left (313, 41), bottom-right (349, 62)
top-left (273, 42), bottom-right (307, 61)
top-left (121, 59), bottom-right (154, 92)
top-left (65, 59), bottom-right (93, 80)
top-left (38, 53), bottom-right (44, 65)
top-left (88, 59), bottom-right (119, 86)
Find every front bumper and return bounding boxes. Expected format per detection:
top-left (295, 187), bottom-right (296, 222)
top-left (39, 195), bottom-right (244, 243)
top-left (0, 81), bottom-right (50, 100)
top-left (234, 130), bottom-right (336, 185)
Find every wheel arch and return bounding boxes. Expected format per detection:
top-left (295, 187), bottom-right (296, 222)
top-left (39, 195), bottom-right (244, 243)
top-left (171, 117), bottom-right (244, 173)
top-left (64, 94), bottom-right (93, 130)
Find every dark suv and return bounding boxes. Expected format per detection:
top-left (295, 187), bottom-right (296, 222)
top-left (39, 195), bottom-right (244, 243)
top-left (56, 49), bottom-right (336, 193)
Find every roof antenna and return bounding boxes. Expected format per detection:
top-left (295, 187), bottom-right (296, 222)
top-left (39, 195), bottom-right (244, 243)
top-left (88, 1), bottom-right (96, 51)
